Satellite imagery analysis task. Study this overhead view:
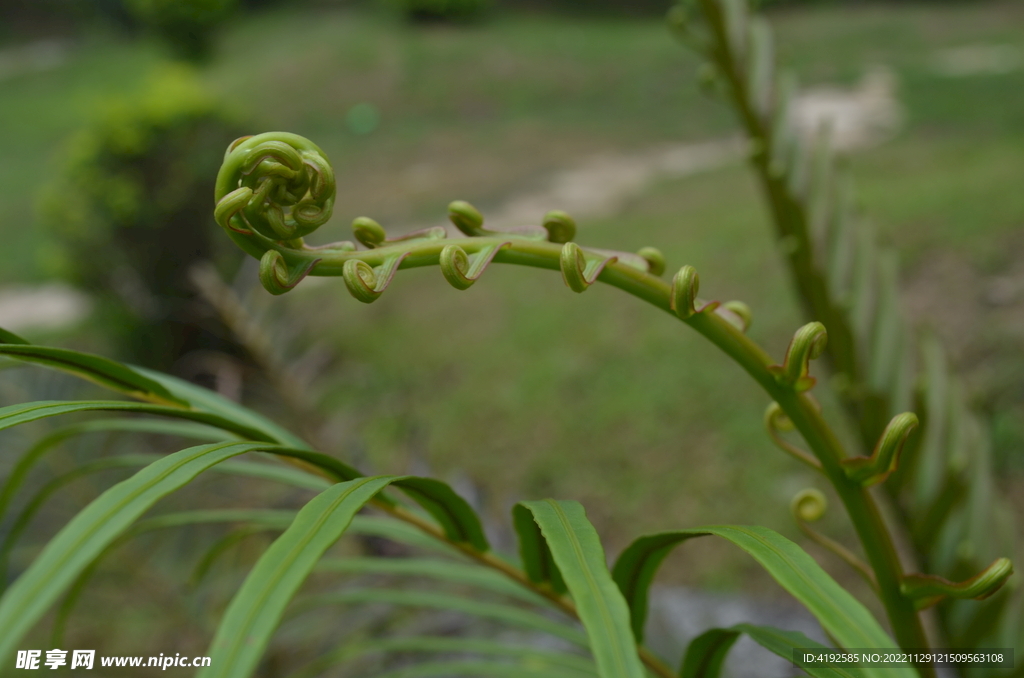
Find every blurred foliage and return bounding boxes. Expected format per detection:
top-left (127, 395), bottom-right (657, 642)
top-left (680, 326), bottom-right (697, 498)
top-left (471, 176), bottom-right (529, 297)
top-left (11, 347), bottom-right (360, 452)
top-left (121, 0), bottom-right (238, 61)
top-left (37, 67), bottom-right (247, 370)
top-left (393, 0), bottom-right (491, 22)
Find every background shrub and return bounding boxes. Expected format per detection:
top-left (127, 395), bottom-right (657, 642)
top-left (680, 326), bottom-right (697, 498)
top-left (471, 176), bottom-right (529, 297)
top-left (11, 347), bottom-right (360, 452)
top-left (395, 0), bottom-right (491, 22)
top-left (120, 0), bottom-right (238, 60)
top-left (37, 67), bottom-right (247, 371)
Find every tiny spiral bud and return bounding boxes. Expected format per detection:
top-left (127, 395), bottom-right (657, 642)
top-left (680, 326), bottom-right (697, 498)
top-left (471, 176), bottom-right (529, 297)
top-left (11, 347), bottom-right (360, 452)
top-left (342, 259), bottom-right (381, 304)
top-left (560, 242), bottom-right (590, 293)
top-left (772, 321), bottom-right (828, 391)
top-left (542, 210), bottom-right (576, 244)
top-left (439, 245), bottom-right (474, 290)
top-left (259, 250), bottom-right (290, 295)
top-left (352, 216), bottom-right (387, 249)
top-left (901, 557), bottom-right (1014, 607)
top-left (448, 200), bottom-right (485, 237)
top-left (670, 265), bottom-right (700, 319)
top-left (764, 402), bottom-right (794, 432)
top-left (764, 402), bottom-right (821, 470)
top-left (842, 412), bottom-right (919, 486)
top-left (257, 249), bottom-right (316, 296)
top-left (214, 186), bottom-right (254, 234)
top-left (722, 300), bottom-right (752, 332)
top-left (637, 247), bottom-right (666, 277)
top-left (791, 488), bottom-right (827, 523)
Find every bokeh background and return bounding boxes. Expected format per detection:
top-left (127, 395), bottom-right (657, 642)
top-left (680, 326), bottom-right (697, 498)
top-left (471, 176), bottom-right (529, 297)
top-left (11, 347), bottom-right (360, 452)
top-left (1, 0), bottom-right (1022, 672)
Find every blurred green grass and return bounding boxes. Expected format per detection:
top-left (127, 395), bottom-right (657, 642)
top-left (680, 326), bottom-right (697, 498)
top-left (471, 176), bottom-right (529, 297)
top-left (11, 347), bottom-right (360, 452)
top-left (1, 0), bottom-right (1022, 602)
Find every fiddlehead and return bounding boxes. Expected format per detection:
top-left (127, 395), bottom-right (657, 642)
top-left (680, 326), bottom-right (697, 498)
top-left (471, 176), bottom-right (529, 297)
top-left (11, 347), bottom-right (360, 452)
top-left (439, 243), bottom-right (508, 290)
top-left (764, 403), bottom-right (820, 470)
top-left (214, 134), bottom-right (664, 300)
top-left (678, 0), bottom-right (1016, 661)
top-left (541, 210), bottom-right (577, 244)
top-left (901, 558), bottom-right (1014, 610)
top-left (669, 265), bottom-right (719, 319)
top-left (215, 133), bottom-right (335, 241)
top-left (768, 321), bottom-right (827, 391)
top-left (791, 489), bottom-right (877, 590)
top-left (259, 250), bottom-right (320, 296)
top-left (559, 242), bottom-right (618, 293)
top-left (842, 412), bottom-right (918, 487)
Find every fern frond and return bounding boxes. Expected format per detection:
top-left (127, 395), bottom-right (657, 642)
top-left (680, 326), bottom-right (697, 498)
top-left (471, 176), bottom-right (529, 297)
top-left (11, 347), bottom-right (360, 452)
top-left (679, 0), bottom-right (1017, 658)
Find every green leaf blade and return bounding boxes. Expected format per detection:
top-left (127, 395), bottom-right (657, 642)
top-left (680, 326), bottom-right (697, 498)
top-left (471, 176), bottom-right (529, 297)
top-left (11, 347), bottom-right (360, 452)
top-left (0, 441), bottom-right (268, 664)
top-left (612, 524), bottom-right (917, 678)
top-left (200, 476), bottom-right (397, 678)
top-left (518, 499), bottom-right (645, 678)
top-left (681, 624), bottom-right (872, 678)
top-left (0, 345), bottom-right (188, 407)
top-left (0, 400), bottom-right (273, 442)
top-left (305, 589), bottom-right (587, 646)
top-left (393, 477), bottom-right (490, 551)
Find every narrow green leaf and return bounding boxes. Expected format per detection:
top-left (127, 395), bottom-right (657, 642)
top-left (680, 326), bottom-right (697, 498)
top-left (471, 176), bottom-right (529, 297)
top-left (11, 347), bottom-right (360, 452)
top-left (316, 557), bottom-right (551, 606)
top-left (0, 328), bottom-right (29, 345)
top-left (0, 345), bottom-right (188, 407)
top-left (679, 627), bottom-right (740, 678)
top-left (963, 413), bottom-right (996, 566)
top-left (190, 527), bottom-right (272, 587)
top-left (301, 588), bottom-right (587, 647)
top-left (746, 17), bottom-right (774, 119)
top-left (0, 454), bottom-right (163, 582)
top-left (292, 636), bottom-right (598, 678)
top-left (0, 400), bottom-right (274, 443)
top-left (826, 195), bottom-right (856, 305)
top-left (738, 624), bottom-right (866, 677)
top-left (808, 126), bottom-right (836, 248)
top-left (200, 476), bottom-right (398, 678)
top-left (513, 503), bottom-right (567, 594)
top-left (0, 400), bottom-right (361, 488)
top-left (720, 0), bottom-right (748, 61)
top-left (130, 508), bottom-right (296, 533)
top-left (0, 441), bottom-right (271, 664)
top-left (393, 477), bottom-right (490, 551)
top-left (135, 365), bottom-right (311, 450)
top-left (911, 335), bottom-right (948, 509)
top-left (346, 515), bottom-right (466, 557)
top-left (52, 508), bottom-right (298, 643)
top-left (370, 659), bottom-right (592, 678)
top-left (849, 222), bottom-right (878, 353)
top-left (769, 72), bottom-right (797, 172)
top-left (0, 338), bottom-right (310, 450)
top-left (517, 499), bottom-right (645, 678)
top-left (0, 418), bottom-right (236, 524)
top-left (868, 250), bottom-right (902, 393)
top-left (218, 457), bottom-right (333, 492)
top-left (681, 624), bottom-right (870, 678)
top-left (612, 525), bottom-right (915, 678)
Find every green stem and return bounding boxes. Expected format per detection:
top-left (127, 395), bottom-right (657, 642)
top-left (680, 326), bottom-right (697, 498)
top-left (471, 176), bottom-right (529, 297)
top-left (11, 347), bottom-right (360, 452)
top-left (260, 233), bottom-right (931, 669)
top-left (688, 1), bottom-right (935, 671)
top-left (216, 129), bottom-right (931, 673)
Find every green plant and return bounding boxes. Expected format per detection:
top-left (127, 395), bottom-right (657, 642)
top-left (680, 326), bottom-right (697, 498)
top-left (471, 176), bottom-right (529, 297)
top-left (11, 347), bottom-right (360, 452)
top-left (394, 0), bottom-right (490, 22)
top-left (37, 67), bottom-right (245, 370)
top-left (669, 0), bottom-right (1020, 665)
top-left (0, 2), bottom-right (1018, 678)
top-left (122, 0), bottom-right (237, 60)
